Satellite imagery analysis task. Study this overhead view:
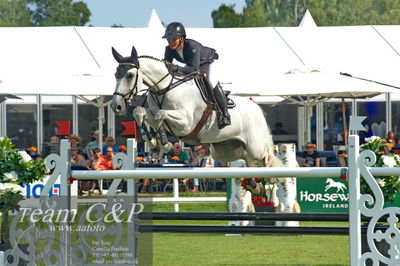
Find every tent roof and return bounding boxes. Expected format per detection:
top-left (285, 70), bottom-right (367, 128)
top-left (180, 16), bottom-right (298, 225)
top-left (232, 71), bottom-right (400, 98)
top-left (299, 9), bottom-right (317, 28)
top-left (1, 12), bottom-right (400, 98)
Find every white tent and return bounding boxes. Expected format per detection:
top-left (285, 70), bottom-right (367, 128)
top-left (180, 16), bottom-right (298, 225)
top-left (2, 15), bottom-right (400, 98)
top-left (2, 10), bottom-right (400, 148)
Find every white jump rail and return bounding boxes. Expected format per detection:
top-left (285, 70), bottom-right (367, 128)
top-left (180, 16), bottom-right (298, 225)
top-left (30, 135), bottom-right (400, 265)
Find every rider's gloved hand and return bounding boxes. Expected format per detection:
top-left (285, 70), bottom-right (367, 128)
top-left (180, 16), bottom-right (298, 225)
top-left (166, 63), bottom-right (178, 73)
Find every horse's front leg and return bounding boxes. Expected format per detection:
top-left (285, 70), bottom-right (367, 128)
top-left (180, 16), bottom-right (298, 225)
top-left (132, 106), bottom-right (158, 149)
top-left (153, 109), bottom-right (191, 134)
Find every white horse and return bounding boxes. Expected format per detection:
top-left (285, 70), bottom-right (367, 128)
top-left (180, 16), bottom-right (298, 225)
top-left (110, 46), bottom-right (279, 167)
top-left (325, 178), bottom-right (347, 193)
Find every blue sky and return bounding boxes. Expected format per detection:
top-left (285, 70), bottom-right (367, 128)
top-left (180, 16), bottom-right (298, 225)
top-left (79, 0), bottom-right (246, 28)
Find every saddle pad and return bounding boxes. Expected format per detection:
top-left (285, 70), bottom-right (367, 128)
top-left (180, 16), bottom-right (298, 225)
top-left (194, 76), bottom-right (236, 109)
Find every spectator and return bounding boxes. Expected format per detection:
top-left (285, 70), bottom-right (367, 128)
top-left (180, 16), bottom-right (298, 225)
top-left (69, 134), bottom-right (82, 149)
top-left (27, 146), bottom-right (40, 160)
top-left (168, 141), bottom-right (189, 164)
top-left (300, 142), bottom-right (320, 167)
top-left (50, 136), bottom-right (59, 143)
top-left (84, 131), bottom-right (100, 159)
top-left (191, 144), bottom-right (214, 192)
top-left (102, 136), bottom-right (119, 155)
top-left (71, 149), bottom-right (84, 165)
top-left (94, 147), bottom-right (117, 170)
top-left (93, 147), bottom-right (117, 194)
top-left (381, 131), bottom-right (395, 152)
top-left (41, 135), bottom-right (60, 157)
top-left (119, 145), bottom-right (127, 154)
top-left (392, 139), bottom-right (400, 156)
top-left (85, 148), bottom-right (103, 195)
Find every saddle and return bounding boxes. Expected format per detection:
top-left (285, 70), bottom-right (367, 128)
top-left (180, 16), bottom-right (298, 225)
top-left (194, 75), bottom-right (236, 109)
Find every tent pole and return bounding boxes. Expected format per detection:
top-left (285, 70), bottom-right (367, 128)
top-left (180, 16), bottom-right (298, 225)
top-left (386, 93), bottom-right (391, 133)
top-left (316, 102), bottom-right (324, 150)
top-left (72, 96), bottom-right (78, 136)
top-left (37, 95), bottom-right (43, 154)
top-left (341, 98), bottom-right (348, 147)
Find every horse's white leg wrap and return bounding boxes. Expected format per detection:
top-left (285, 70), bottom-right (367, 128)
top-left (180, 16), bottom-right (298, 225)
top-left (132, 106), bottom-right (149, 126)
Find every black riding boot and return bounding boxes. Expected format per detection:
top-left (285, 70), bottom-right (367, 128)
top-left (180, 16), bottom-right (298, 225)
top-left (213, 83), bottom-right (231, 129)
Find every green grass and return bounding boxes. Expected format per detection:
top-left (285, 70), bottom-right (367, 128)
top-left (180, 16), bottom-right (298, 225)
top-left (1, 195), bottom-right (350, 265)
top-left (143, 201), bottom-right (350, 266)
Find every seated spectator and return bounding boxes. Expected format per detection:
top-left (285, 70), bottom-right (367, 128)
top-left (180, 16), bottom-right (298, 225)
top-left (85, 148), bottom-right (103, 195)
top-left (41, 135), bottom-right (60, 157)
top-left (51, 136), bottom-right (59, 143)
top-left (168, 141), bottom-right (189, 164)
top-left (119, 145), bottom-right (127, 154)
top-left (300, 142), bottom-right (320, 167)
top-left (93, 147), bottom-right (117, 195)
top-left (191, 144), bottom-right (214, 192)
top-left (392, 138), bottom-right (400, 155)
top-left (94, 147), bottom-right (117, 170)
top-left (27, 146), bottom-right (40, 160)
top-left (165, 141), bottom-right (189, 191)
top-left (69, 134), bottom-right (82, 152)
top-left (381, 131), bottom-right (395, 152)
top-left (102, 136), bottom-right (119, 155)
top-left (71, 150), bottom-right (84, 166)
top-left (84, 131), bottom-right (100, 158)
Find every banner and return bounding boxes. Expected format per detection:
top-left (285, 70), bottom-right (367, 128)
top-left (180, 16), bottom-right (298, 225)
top-left (297, 177), bottom-right (349, 212)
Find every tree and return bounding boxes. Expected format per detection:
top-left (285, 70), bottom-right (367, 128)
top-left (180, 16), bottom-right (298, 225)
top-left (212, 0), bottom-right (400, 27)
top-left (242, 0), bottom-right (268, 27)
top-left (212, 4), bottom-right (243, 28)
top-left (0, 0), bottom-right (32, 26)
top-left (0, 0), bottom-right (91, 27)
top-left (29, 0), bottom-right (91, 26)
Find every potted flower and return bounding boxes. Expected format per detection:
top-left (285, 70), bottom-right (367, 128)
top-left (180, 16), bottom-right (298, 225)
top-left (360, 136), bottom-right (400, 203)
top-left (241, 178), bottom-right (276, 226)
top-left (0, 136), bottom-right (47, 245)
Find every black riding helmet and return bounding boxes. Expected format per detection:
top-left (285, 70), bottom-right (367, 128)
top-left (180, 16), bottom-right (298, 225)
top-left (162, 22), bottom-right (186, 39)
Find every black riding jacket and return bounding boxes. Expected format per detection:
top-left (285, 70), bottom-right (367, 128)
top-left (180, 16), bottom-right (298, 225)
top-left (164, 38), bottom-right (218, 75)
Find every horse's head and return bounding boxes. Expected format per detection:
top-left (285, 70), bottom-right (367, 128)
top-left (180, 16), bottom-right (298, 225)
top-left (111, 46), bottom-right (142, 116)
top-left (326, 178), bottom-right (334, 184)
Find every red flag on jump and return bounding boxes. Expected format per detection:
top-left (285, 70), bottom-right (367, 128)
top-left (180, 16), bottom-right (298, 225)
top-left (121, 121), bottom-right (137, 137)
top-left (55, 121), bottom-right (71, 135)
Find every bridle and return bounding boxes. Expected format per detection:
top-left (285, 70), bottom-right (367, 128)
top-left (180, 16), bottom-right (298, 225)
top-left (113, 62), bottom-right (140, 103)
top-left (113, 58), bottom-right (199, 109)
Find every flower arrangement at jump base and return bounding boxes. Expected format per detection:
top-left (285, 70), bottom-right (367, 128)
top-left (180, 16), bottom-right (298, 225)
top-left (361, 136), bottom-right (400, 203)
top-left (241, 178), bottom-right (276, 207)
top-left (0, 136), bottom-right (47, 244)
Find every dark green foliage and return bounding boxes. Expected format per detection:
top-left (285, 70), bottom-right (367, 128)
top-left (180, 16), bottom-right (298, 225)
top-left (0, 0), bottom-right (91, 26)
top-left (212, 0), bottom-right (400, 27)
top-left (212, 4), bottom-right (243, 28)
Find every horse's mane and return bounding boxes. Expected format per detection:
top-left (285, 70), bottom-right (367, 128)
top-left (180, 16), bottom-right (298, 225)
top-left (138, 55), bottom-right (166, 63)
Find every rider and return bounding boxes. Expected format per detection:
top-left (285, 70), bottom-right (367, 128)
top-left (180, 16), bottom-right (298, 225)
top-left (162, 22), bottom-right (231, 129)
